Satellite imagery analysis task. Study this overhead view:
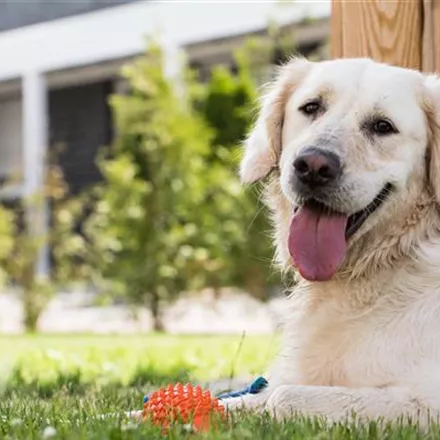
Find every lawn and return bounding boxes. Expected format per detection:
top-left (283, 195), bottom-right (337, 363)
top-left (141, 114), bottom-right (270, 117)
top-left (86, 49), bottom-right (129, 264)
top-left (0, 333), bottom-right (279, 388)
top-left (0, 333), bottom-right (437, 439)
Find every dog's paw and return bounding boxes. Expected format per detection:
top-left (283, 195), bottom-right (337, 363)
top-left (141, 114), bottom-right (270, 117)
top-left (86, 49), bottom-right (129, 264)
top-left (220, 396), bottom-right (248, 412)
top-left (221, 393), bottom-right (269, 414)
top-left (264, 385), bottom-right (308, 420)
top-left (264, 385), bottom-right (338, 425)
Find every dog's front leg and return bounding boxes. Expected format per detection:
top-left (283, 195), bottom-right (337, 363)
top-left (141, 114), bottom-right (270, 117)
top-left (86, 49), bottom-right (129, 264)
top-left (265, 385), bottom-right (435, 426)
top-left (220, 390), bottom-right (271, 413)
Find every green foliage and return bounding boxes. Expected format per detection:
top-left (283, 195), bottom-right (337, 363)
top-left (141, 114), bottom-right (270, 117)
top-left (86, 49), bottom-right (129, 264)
top-left (200, 65), bottom-right (257, 149)
top-left (81, 43), bottom-right (251, 328)
top-left (196, 45), bottom-right (279, 299)
top-left (0, 205), bottom-right (15, 287)
top-left (0, 164), bottom-right (85, 332)
top-left (77, 34), bottom-right (303, 326)
top-left (1, 209), bottom-right (52, 332)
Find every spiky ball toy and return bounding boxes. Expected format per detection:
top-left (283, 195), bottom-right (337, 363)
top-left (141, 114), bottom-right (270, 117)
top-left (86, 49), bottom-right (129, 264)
top-left (142, 383), bottom-right (226, 432)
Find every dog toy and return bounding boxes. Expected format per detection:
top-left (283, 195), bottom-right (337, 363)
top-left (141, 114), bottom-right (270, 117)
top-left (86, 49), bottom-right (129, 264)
top-left (142, 383), bottom-right (226, 432)
top-left (142, 376), bottom-right (268, 432)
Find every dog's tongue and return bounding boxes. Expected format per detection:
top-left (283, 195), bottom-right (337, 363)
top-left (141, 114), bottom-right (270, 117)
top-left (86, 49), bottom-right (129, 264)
top-left (288, 205), bottom-right (348, 281)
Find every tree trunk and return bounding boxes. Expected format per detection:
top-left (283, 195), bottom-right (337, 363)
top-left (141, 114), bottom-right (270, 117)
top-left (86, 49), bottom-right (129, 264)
top-left (22, 289), bottom-right (42, 333)
top-left (213, 284), bottom-right (222, 300)
top-left (151, 294), bottom-right (165, 332)
top-left (244, 266), bottom-right (267, 301)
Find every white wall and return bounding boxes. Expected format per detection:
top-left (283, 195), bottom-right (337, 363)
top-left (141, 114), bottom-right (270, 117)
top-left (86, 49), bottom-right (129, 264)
top-left (0, 97), bottom-right (23, 179)
top-left (0, 1), bottom-right (330, 81)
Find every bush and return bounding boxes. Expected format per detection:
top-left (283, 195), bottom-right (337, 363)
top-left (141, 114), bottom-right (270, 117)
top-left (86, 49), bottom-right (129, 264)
top-left (73, 38), bottom-right (288, 327)
top-left (82, 42), bottom-right (250, 329)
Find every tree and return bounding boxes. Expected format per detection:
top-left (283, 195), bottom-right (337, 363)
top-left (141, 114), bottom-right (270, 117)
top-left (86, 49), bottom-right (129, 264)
top-left (195, 44), bottom-right (280, 300)
top-left (82, 43), bottom-right (247, 330)
top-left (4, 163), bottom-right (86, 332)
top-left (0, 205), bottom-right (15, 288)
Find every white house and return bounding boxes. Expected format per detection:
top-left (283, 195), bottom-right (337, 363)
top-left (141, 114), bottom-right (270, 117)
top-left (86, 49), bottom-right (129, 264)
top-left (0, 0), bottom-right (331, 273)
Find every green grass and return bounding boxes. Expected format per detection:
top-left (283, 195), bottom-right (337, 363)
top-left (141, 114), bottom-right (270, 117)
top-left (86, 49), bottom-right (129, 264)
top-left (0, 333), bottom-right (279, 390)
top-left (0, 334), bottom-right (437, 439)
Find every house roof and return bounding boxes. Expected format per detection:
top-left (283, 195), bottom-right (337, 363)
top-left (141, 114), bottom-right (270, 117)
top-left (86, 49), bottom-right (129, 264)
top-left (0, 1), bottom-right (330, 83)
top-left (0, 0), bottom-right (139, 33)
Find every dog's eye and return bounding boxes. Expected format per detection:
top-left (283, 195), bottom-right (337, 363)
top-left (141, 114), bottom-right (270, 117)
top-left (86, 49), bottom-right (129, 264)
top-left (299, 100), bottom-right (321, 116)
top-left (371, 119), bottom-right (397, 136)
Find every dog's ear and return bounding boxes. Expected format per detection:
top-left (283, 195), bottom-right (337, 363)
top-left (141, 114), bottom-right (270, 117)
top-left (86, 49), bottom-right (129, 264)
top-left (423, 74), bottom-right (440, 203)
top-left (239, 57), bottom-right (312, 183)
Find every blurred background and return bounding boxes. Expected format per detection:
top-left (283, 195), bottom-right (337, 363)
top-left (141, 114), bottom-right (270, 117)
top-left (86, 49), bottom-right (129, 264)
top-left (0, 0), bottom-right (330, 395)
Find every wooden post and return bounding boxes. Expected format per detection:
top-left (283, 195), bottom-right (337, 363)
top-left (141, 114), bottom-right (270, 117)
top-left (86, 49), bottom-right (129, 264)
top-left (331, 0), bottom-right (423, 70)
top-left (423, 0), bottom-right (440, 73)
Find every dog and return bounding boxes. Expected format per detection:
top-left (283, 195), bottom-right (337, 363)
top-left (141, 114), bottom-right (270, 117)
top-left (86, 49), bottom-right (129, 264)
top-left (221, 57), bottom-right (440, 427)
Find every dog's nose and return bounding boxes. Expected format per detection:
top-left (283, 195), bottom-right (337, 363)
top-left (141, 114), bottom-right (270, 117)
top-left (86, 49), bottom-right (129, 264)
top-left (293, 148), bottom-right (341, 186)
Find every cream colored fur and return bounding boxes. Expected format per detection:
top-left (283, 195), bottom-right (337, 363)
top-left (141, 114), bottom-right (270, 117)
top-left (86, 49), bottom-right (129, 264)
top-left (224, 57), bottom-right (440, 427)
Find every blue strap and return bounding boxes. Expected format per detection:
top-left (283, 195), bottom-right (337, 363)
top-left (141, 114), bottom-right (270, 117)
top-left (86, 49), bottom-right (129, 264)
top-left (216, 376), bottom-right (268, 400)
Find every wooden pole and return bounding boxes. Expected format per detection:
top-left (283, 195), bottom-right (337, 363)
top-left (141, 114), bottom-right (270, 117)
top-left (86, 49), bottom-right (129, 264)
top-left (331, 0), bottom-right (423, 70)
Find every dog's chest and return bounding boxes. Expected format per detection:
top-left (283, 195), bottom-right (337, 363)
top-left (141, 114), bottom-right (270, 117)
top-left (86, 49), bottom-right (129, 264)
top-left (293, 309), bottom-right (377, 387)
top-left (276, 291), bottom-right (436, 389)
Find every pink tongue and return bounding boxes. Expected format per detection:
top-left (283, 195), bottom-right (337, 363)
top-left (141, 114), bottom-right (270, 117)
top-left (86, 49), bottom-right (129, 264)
top-left (288, 206), bottom-right (348, 282)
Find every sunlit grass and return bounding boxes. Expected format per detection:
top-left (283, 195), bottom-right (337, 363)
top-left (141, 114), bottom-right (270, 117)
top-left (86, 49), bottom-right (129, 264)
top-left (0, 388), bottom-right (437, 440)
top-left (0, 334), bottom-right (435, 439)
top-left (0, 333), bottom-right (279, 390)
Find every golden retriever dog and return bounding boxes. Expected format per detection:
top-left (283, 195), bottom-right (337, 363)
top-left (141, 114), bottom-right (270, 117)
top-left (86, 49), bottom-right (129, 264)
top-left (221, 57), bottom-right (440, 427)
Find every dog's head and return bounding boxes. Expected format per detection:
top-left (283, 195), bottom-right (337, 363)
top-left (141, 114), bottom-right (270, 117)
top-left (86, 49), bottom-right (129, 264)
top-left (241, 57), bottom-right (440, 282)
